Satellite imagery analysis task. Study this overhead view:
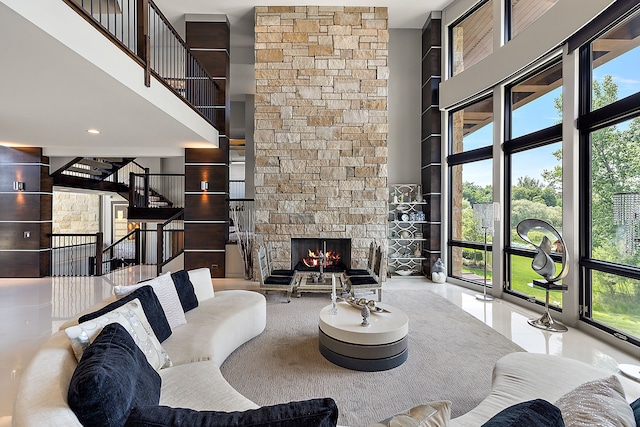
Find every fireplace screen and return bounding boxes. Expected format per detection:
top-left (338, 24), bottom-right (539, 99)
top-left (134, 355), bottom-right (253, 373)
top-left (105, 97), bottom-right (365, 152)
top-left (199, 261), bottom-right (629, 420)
top-left (291, 238), bottom-right (351, 272)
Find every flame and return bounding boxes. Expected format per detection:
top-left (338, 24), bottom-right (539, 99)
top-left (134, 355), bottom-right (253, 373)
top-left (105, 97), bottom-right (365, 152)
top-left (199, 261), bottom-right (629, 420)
top-left (302, 248), bottom-right (341, 268)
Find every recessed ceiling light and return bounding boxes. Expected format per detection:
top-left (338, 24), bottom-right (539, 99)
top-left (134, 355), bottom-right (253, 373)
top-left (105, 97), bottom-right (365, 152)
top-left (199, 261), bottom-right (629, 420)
top-left (87, 129), bottom-right (100, 134)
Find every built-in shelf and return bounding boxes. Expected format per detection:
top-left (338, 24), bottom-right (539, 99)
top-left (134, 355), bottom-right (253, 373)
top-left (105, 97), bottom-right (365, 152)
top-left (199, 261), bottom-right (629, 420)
top-left (388, 184), bottom-right (426, 277)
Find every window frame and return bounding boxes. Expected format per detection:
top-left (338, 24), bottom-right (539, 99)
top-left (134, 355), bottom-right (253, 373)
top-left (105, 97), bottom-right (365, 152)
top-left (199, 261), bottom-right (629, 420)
top-left (448, 0), bottom-right (493, 78)
top-left (502, 59), bottom-right (564, 307)
top-left (447, 95), bottom-right (494, 284)
top-left (577, 11), bottom-right (640, 346)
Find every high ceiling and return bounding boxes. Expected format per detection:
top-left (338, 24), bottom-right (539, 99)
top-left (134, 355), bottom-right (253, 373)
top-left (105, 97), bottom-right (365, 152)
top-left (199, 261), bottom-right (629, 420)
top-left (0, 0), bottom-right (453, 158)
top-left (154, 0), bottom-right (455, 52)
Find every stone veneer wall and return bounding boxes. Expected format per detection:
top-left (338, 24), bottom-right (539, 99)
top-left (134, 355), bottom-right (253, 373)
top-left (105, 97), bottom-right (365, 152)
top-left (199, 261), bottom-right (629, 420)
top-left (52, 192), bottom-right (100, 234)
top-left (254, 6), bottom-right (389, 269)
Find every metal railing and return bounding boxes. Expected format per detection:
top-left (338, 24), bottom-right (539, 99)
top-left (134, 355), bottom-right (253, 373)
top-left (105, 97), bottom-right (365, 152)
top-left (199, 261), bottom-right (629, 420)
top-left (101, 227), bottom-right (159, 275)
top-left (104, 160), bottom-right (146, 184)
top-left (50, 233), bottom-right (103, 276)
top-left (157, 210), bottom-right (184, 275)
top-left (130, 172), bottom-right (185, 208)
top-left (69, 0), bottom-right (138, 53)
top-left (65, 0), bottom-right (221, 127)
top-left (101, 229), bottom-right (140, 275)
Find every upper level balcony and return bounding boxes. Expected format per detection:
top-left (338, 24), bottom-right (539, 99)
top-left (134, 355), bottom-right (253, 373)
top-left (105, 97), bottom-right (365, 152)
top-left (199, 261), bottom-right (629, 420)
top-left (0, 0), bottom-right (219, 158)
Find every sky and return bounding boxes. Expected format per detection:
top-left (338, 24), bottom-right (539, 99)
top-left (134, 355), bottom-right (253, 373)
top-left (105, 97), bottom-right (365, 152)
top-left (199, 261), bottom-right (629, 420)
top-left (461, 44), bottom-right (640, 188)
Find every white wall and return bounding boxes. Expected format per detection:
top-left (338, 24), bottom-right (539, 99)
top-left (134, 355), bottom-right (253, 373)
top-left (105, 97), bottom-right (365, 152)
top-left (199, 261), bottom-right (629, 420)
top-left (388, 29), bottom-right (422, 186)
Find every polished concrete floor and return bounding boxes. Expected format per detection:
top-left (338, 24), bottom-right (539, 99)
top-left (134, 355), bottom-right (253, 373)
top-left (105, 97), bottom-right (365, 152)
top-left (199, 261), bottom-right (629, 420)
top-left (1, 266), bottom-right (639, 423)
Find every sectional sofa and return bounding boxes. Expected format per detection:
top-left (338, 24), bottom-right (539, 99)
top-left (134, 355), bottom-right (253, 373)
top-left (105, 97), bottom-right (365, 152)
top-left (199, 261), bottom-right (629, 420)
top-left (11, 267), bottom-right (640, 427)
top-left (12, 268), bottom-right (336, 426)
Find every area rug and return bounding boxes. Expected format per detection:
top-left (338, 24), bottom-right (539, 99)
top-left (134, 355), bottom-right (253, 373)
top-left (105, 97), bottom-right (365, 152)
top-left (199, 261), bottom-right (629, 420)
top-left (220, 290), bottom-right (524, 426)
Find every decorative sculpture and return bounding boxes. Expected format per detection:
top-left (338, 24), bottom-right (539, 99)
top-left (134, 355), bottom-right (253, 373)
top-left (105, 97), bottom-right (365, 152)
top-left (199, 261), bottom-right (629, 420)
top-left (516, 219), bottom-right (569, 332)
top-left (516, 219), bottom-right (568, 283)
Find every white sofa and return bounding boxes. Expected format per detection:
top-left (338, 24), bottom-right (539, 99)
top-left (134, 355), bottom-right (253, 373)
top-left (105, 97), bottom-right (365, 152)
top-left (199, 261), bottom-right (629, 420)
top-left (13, 268), bottom-right (267, 426)
top-left (450, 351), bottom-right (640, 426)
top-left (12, 267), bottom-right (640, 426)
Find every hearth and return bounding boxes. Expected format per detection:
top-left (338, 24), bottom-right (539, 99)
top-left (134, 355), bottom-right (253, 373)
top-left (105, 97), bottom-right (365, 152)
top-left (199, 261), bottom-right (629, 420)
top-left (291, 238), bottom-right (351, 272)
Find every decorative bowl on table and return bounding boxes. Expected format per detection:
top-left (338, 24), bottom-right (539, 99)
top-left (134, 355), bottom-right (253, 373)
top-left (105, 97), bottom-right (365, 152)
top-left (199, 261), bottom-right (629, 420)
top-left (342, 296), bottom-right (389, 313)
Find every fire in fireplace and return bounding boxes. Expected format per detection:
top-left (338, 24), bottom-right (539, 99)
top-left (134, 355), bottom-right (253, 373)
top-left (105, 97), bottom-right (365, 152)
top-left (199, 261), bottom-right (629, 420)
top-left (302, 248), bottom-right (341, 268)
top-left (291, 238), bottom-right (351, 272)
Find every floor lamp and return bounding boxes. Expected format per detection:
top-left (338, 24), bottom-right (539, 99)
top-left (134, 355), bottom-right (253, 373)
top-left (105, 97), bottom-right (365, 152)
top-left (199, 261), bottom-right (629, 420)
top-left (473, 203), bottom-right (495, 302)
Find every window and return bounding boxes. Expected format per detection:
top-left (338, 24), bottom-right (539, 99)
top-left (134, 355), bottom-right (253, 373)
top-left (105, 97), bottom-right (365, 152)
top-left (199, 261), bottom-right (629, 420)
top-left (504, 61), bottom-right (563, 306)
top-left (510, 61), bottom-right (562, 138)
top-left (450, 0), bottom-right (493, 77)
top-left (448, 96), bottom-right (494, 286)
top-left (507, 143), bottom-right (563, 306)
top-left (508, 0), bottom-right (559, 40)
top-left (450, 96), bottom-right (493, 154)
top-left (579, 9), bottom-right (640, 345)
top-left (589, 12), bottom-right (640, 111)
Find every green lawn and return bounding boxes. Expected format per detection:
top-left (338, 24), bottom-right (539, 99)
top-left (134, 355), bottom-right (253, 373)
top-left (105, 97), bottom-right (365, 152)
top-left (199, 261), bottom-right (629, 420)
top-left (462, 254), bottom-right (561, 306)
top-left (464, 254), bottom-right (640, 337)
top-left (592, 310), bottom-right (640, 338)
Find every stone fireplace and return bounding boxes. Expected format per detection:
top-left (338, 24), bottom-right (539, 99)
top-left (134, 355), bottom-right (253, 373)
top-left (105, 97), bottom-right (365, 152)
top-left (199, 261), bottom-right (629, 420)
top-left (253, 6), bottom-right (389, 273)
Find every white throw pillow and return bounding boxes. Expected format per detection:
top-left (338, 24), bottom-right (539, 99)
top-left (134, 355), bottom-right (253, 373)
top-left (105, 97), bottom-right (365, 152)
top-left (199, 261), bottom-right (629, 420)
top-left (65, 298), bottom-right (171, 370)
top-left (368, 400), bottom-right (451, 427)
top-left (555, 375), bottom-right (635, 427)
top-left (114, 272), bottom-right (187, 330)
top-left (188, 267), bottom-right (215, 302)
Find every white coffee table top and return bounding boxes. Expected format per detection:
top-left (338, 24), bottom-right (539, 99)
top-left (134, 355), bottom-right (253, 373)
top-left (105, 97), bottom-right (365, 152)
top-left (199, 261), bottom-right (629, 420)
top-left (319, 301), bottom-right (408, 346)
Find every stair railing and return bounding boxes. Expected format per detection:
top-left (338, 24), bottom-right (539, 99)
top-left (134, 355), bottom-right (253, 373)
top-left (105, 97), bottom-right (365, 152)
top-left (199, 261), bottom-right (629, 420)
top-left (101, 228), bottom-right (141, 275)
top-left (129, 172), bottom-right (185, 209)
top-left (156, 210), bottom-right (185, 275)
top-left (104, 160), bottom-right (147, 185)
top-left (50, 232), bottom-right (103, 276)
top-left (63, 0), bottom-right (220, 127)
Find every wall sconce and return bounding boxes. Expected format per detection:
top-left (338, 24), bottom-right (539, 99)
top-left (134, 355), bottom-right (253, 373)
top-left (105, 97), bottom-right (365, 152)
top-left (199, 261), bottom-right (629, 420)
top-left (13, 181), bottom-right (25, 191)
top-left (200, 181), bottom-right (209, 191)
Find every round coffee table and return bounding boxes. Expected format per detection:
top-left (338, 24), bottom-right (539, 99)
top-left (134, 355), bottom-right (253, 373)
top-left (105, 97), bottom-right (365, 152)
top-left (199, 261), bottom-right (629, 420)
top-left (318, 301), bottom-right (408, 371)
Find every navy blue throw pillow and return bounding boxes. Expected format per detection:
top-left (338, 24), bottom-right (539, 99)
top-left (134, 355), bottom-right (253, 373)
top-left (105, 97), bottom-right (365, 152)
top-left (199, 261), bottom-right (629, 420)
top-left (125, 398), bottom-right (339, 427)
top-left (170, 270), bottom-right (199, 312)
top-left (481, 399), bottom-right (564, 427)
top-left (79, 285), bottom-right (172, 342)
top-left (68, 323), bottom-right (161, 427)
top-left (631, 397), bottom-right (640, 425)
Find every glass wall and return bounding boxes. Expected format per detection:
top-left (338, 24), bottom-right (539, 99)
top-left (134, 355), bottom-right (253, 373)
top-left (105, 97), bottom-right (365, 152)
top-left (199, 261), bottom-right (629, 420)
top-left (504, 60), bottom-right (563, 306)
top-left (579, 9), bottom-right (640, 344)
top-left (507, 143), bottom-right (563, 306)
top-left (450, 0), bottom-right (493, 77)
top-left (444, 0), bottom-right (640, 351)
top-left (448, 97), bottom-right (494, 286)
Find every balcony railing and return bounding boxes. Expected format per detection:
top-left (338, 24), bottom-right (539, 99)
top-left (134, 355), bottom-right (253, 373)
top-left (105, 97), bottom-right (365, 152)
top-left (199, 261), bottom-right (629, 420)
top-left (130, 172), bottom-right (184, 209)
top-left (157, 210), bottom-right (184, 275)
top-left (65, 0), bottom-right (221, 128)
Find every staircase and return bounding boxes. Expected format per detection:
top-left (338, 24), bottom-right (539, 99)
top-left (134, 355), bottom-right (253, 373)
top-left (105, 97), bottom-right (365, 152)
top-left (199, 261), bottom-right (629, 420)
top-left (52, 157), bottom-right (183, 220)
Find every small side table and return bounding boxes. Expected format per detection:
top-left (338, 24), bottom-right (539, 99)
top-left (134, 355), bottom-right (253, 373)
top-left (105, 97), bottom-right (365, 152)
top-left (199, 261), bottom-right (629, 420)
top-left (527, 280), bottom-right (568, 333)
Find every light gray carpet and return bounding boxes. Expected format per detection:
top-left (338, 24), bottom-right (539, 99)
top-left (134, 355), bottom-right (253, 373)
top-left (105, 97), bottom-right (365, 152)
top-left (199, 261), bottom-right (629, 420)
top-left (220, 290), bottom-right (524, 426)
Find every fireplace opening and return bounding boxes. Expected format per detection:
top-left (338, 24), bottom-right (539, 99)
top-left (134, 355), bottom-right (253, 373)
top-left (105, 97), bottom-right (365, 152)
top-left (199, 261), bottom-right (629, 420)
top-left (291, 238), bottom-right (351, 272)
